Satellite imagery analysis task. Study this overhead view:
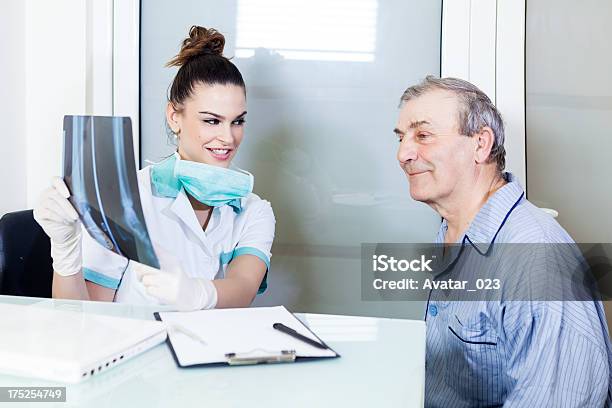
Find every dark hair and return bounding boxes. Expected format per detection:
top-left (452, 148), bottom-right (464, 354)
top-left (166, 26), bottom-right (245, 108)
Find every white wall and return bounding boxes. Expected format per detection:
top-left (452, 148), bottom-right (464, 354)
top-left (0, 0), bottom-right (26, 216)
top-left (0, 1), bottom-right (90, 218)
top-left (526, 0), bottom-right (612, 242)
top-left (0, 0), bottom-right (113, 217)
top-left (1, 0), bottom-right (89, 217)
top-left (24, 0), bottom-right (88, 209)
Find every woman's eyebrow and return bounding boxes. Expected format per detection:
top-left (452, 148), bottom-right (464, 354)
top-left (198, 111), bottom-right (247, 120)
top-left (199, 111), bottom-right (224, 119)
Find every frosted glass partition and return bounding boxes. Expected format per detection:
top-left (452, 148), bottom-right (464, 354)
top-left (141, 0), bottom-right (442, 318)
top-left (526, 0), bottom-right (612, 243)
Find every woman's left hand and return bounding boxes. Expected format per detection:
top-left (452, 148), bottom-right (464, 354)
top-left (133, 261), bottom-right (217, 311)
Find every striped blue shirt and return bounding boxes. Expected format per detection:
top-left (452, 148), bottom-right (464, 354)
top-left (425, 173), bottom-right (612, 407)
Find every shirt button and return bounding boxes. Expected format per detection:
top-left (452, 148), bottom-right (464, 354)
top-left (429, 305), bottom-right (438, 317)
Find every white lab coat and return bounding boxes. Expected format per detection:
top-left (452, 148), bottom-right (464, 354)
top-left (81, 166), bottom-right (275, 305)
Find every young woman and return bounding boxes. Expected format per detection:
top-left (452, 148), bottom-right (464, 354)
top-left (33, 26), bottom-right (275, 310)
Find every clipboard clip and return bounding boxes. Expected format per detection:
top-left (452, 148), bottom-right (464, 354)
top-left (225, 349), bottom-right (296, 365)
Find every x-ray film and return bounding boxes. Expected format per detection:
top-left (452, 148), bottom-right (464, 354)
top-left (63, 115), bottom-right (159, 268)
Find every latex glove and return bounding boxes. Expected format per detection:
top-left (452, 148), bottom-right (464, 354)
top-left (33, 177), bottom-right (82, 276)
top-left (133, 261), bottom-right (218, 311)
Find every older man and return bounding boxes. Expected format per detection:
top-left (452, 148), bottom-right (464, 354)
top-left (395, 76), bottom-right (612, 407)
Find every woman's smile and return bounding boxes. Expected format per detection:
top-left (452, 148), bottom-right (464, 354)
top-left (205, 147), bottom-right (233, 161)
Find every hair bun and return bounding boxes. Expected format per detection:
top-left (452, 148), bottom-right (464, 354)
top-left (166, 25), bottom-right (226, 67)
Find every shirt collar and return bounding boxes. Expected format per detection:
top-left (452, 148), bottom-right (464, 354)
top-left (168, 187), bottom-right (209, 245)
top-left (438, 172), bottom-right (525, 254)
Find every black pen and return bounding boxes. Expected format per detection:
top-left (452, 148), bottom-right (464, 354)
top-left (273, 323), bottom-right (328, 350)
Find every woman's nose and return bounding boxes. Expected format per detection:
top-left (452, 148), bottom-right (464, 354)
top-left (217, 124), bottom-right (234, 144)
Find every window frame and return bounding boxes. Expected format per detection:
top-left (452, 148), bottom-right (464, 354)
top-left (107, 0), bottom-right (525, 182)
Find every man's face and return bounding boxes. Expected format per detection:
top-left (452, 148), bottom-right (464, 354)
top-left (395, 89), bottom-right (477, 206)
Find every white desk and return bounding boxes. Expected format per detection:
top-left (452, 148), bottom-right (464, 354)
top-left (0, 295), bottom-right (425, 407)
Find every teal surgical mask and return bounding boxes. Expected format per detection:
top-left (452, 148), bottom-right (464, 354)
top-left (150, 153), bottom-right (253, 212)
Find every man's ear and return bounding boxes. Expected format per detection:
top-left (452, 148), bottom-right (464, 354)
top-left (474, 126), bottom-right (495, 164)
top-left (165, 102), bottom-right (181, 134)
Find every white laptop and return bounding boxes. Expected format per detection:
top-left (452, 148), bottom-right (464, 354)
top-left (0, 303), bottom-right (167, 383)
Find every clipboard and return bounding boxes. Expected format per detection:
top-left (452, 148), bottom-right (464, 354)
top-left (154, 306), bottom-right (340, 368)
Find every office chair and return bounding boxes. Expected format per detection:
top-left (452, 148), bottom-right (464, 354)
top-left (0, 210), bottom-right (53, 297)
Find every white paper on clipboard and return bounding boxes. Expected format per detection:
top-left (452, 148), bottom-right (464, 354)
top-left (156, 306), bottom-right (338, 367)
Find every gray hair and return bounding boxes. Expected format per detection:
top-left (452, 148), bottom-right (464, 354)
top-left (400, 76), bottom-right (506, 172)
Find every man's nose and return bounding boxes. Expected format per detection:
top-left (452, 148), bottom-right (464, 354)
top-left (397, 137), bottom-right (418, 163)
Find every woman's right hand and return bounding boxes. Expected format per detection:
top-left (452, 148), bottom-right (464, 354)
top-left (33, 177), bottom-right (83, 276)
